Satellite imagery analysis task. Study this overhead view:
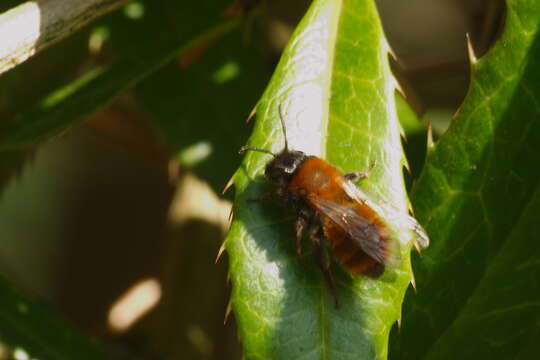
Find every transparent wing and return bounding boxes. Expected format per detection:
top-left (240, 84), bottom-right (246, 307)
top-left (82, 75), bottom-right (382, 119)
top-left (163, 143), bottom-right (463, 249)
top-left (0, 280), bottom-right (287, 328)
top-left (402, 214), bottom-right (429, 250)
top-left (342, 179), bottom-right (430, 251)
top-left (307, 194), bottom-right (397, 265)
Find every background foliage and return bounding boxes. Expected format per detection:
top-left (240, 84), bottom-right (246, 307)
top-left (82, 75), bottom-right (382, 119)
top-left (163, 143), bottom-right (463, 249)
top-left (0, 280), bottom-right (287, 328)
top-left (0, 0), bottom-right (538, 359)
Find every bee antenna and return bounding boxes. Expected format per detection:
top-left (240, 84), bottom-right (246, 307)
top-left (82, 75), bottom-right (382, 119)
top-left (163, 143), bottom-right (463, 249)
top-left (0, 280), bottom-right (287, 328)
top-left (239, 146), bottom-right (276, 157)
top-left (278, 104), bottom-right (289, 151)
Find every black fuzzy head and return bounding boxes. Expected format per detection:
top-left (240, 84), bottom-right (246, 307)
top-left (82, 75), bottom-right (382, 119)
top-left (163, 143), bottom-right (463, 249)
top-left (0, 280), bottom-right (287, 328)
top-left (264, 149), bottom-right (307, 188)
top-left (239, 105), bottom-right (306, 188)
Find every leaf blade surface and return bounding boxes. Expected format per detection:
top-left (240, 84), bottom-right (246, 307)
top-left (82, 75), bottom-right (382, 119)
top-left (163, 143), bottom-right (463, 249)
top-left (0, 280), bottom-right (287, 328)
top-left (226, 1), bottom-right (418, 358)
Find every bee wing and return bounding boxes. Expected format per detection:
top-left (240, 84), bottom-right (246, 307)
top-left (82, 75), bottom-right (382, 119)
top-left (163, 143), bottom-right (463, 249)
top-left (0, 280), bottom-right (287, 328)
top-left (343, 180), bottom-right (429, 251)
top-left (307, 195), bottom-right (396, 266)
top-left (402, 214), bottom-right (429, 250)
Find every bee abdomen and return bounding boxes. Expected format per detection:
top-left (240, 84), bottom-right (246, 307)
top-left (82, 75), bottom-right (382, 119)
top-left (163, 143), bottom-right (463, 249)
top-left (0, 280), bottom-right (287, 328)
top-left (326, 223), bottom-right (386, 278)
top-left (342, 251), bottom-right (385, 278)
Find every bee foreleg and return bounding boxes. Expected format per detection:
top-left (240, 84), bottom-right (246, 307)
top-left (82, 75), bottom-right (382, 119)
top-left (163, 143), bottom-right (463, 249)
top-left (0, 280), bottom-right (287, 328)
top-left (294, 217), bottom-right (307, 256)
top-left (310, 225), bottom-right (340, 308)
top-left (345, 161), bottom-right (377, 182)
top-left (344, 172), bottom-right (368, 181)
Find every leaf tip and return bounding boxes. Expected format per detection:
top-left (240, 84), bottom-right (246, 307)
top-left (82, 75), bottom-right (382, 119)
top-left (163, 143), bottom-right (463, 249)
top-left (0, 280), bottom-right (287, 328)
top-left (385, 37), bottom-right (397, 62)
top-left (403, 156), bottom-right (411, 174)
top-left (215, 242), bottom-right (227, 263)
top-left (451, 106), bottom-right (462, 123)
top-left (466, 33), bottom-right (478, 65)
top-left (399, 119), bottom-right (408, 140)
top-left (407, 201), bottom-right (414, 214)
top-left (227, 205), bottom-right (234, 225)
top-left (413, 239), bottom-right (421, 253)
top-left (426, 121), bottom-right (435, 150)
top-left (246, 103), bottom-right (258, 123)
top-left (388, 47), bottom-right (397, 62)
top-left (224, 298), bottom-right (232, 324)
top-left (395, 79), bottom-right (405, 99)
top-left (410, 272), bottom-right (417, 292)
top-left (222, 175), bottom-right (235, 195)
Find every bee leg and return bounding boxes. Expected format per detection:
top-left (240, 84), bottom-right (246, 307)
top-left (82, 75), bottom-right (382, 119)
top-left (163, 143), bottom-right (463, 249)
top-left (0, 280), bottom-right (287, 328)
top-left (345, 160), bottom-right (377, 181)
top-left (294, 217), bottom-right (307, 256)
top-left (344, 172), bottom-right (368, 181)
top-left (310, 225), bottom-right (340, 308)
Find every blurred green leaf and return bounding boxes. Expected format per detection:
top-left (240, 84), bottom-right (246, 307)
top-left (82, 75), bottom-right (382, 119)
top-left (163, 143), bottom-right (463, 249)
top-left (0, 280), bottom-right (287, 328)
top-left (396, 94), bottom-right (423, 136)
top-left (0, 27), bottom-right (88, 123)
top-left (136, 26), bottom-right (270, 194)
top-left (0, 1), bottom-right (239, 150)
top-left (392, 1), bottom-right (540, 359)
top-left (225, 0), bottom-right (418, 358)
top-left (0, 1), bottom-right (242, 358)
top-left (0, 278), bottom-right (104, 360)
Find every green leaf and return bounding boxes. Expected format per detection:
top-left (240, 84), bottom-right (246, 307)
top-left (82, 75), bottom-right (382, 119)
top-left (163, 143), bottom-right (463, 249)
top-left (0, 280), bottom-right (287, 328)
top-left (225, 0), bottom-right (419, 358)
top-left (391, 1), bottom-right (540, 359)
top-left (395, 94), bottom-right (423, 137)
top-left (0, 277), bottom-right (105, 360)
top-left (136, 27), bottom-right (270, 194)
top-left (0, 2), bottom-right (239, 150)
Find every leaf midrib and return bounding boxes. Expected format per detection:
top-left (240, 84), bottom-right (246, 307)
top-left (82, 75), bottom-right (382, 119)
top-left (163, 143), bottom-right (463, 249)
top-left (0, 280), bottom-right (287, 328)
top-left (317, 0), bottom-right (343, 358)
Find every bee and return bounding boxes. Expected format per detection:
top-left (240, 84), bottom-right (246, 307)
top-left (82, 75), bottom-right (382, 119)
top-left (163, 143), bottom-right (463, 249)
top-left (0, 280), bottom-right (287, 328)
top-left (239, 106), bottom-right (429, 307)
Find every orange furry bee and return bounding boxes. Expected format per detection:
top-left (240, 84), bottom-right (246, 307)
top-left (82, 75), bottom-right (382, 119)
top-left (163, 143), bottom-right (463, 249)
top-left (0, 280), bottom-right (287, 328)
top-left (239, 106), bottom-right (429, 307)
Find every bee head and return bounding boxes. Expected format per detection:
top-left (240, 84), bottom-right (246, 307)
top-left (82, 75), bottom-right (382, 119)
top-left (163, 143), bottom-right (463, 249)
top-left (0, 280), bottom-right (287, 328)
top-left (264, 149), bottom-right (306, 186)
top-left (239, 104), bottom-right (307, 186)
